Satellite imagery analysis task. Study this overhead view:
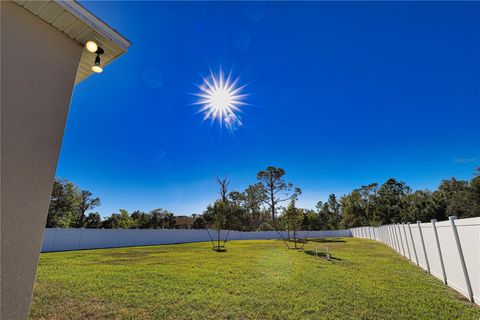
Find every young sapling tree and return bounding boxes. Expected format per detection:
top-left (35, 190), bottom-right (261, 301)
top-left (283, 199), bottom-right (304, 249)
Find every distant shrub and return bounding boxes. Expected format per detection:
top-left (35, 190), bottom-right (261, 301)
top-left (257, 222), bottom-right (273, 231)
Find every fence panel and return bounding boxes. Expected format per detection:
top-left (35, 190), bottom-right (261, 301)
top-left (435, 220), bottom-right (466, 295)
top-left (401, 224), bottom-right (412, 260)
top-left (42, 228), bottom-right (352, 253)
top-left (118, 229), bottom-right (135, 247)
top-left (420, 223), bottom-right (444, 282)
top-left (409, 224), bottom-right (425, 268)
top-left (455, 217), bottom-right (480, 304)
top-left (135, 229), bottom-right (149, 246)
top-left (41, 228), bottom-right (56, 252)
top-left (54, 228), bottom-right (81, 251)
top-left (100, 229), bottom-right (120, 248)
top-left (350, 217), bottom-right (479, 306)
top-left (79, 229), bottom-right (102, 250)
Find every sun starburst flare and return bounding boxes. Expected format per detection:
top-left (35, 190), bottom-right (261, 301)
top-left (194, 69), bottom-right (247, 131)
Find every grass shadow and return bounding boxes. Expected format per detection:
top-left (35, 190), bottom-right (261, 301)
top-left (303, 250), bottom-right (343, 261)
top-left (305, 238), bottom-right (346, 244)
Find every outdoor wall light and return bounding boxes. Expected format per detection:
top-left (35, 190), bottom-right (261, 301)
top-left (85, 40), bottom-right (105, 73)
top-left (85, 40), bottom-right (98, 53)
top-left (91, 53), bottom-right (104, 73)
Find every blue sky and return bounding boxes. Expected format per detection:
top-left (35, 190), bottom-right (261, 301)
top-left (58, 2), bottom-right (479, 216)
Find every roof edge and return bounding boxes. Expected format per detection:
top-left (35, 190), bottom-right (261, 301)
top-left (56, 0), bottom-right (131, 51)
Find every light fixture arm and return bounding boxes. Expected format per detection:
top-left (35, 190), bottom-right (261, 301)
top-left (91, 46), bottom-right (105, 73)
top-left (94, 46), bottom-right (104, 65)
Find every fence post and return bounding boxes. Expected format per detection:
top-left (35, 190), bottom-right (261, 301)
top-left (402, 223), bottom-right (411, 260)
top-left (383, 225), bottom-right (392, 247)
top-left (395, 224), bottom-right (401, 252)
top-left (407, 222), bottom-right (419, 266)
top-left (431, 219), bottom-right (447, 284)
top-left (394, 223), bottom-right (401, 254)
top-left (417, 221), bottom-right (430, 273)
top-left (399, 223), bottom-right (407, 257)
top-left (391, 225), bottom-right (398, 251)
top-left (449, 216), bottom-right (474, 303)
top-left (396, 223), bottom-right (405, 256)
top-left (77, 228), bottom-right (83, 250)
top-left (390, 225), bottom-right (396, 250)
top-left (388, 225), bottom-right (394, 249)
top-left (386, 226), bottom-right (392, 247)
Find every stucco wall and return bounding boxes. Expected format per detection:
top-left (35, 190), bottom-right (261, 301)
top-left (1, 1), bottom-right (82, 318)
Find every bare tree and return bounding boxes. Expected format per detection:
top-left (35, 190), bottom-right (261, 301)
top-left (206, 177), bottom-right (231, 251)
top-left (216, 176), bottom-right (230, 203)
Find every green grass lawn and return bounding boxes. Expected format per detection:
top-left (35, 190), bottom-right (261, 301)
top-left (30, 238), bottom-right (479, 320)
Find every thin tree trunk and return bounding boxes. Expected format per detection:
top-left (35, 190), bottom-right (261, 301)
top-left (294, 230), bottom-right (297, 249)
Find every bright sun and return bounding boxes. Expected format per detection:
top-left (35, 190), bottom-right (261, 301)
top-left (195, 69), bottom-right (247, 131)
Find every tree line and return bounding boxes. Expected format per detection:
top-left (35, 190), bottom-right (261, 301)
top-left (194, 166), bottom-right (480, 232)
top-left (47, 179), bottom-right (178, 229)
top-left (47, 166), bottom-right (480, 230)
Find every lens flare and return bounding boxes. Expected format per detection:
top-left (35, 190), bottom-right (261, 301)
top-left (194, 69), bottom-right (247, 130)
top-left (225, 113), bottom-right (242, 131)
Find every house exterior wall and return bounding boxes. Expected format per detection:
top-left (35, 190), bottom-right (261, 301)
top-left (1, 1), bottom-right (82, 318)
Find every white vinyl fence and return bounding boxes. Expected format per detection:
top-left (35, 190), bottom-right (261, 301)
top-left (41, 228), bottom-right (351, 253)
top-left (351, 216), bottom-right (480, 305)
